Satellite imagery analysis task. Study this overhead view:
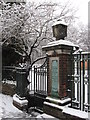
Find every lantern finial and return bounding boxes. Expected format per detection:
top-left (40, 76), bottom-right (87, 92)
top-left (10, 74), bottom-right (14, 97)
top-left (52, 20), bottom-right (67, 40)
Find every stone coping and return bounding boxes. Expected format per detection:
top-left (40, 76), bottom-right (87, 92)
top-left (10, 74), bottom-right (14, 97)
top-left (42, 40), bottom-right (79, 50)
top-left (46, 96), bottom-right (71, 104)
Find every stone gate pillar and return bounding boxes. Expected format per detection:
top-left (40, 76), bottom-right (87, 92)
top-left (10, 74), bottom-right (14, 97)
top-left (42, 20), bottom-right (79, 105)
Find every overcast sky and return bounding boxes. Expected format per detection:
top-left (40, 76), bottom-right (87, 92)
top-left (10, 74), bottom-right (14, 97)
top-left (75, 0), bottom-right (89, 25)
top-left (27, 0), bottom-right (89, 25)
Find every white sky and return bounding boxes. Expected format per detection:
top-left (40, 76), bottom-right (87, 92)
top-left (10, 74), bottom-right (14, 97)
top-left (27, 0), bottom-right (90, 25)
top-left (73, 0), bottom-right (89, 25)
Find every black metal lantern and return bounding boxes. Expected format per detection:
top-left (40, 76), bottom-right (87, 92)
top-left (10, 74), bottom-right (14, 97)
top-left (52, 20), bottom-right (67, 40)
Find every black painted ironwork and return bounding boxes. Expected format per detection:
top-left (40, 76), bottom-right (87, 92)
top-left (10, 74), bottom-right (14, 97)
top-left (27, 60), bottom-right (47, 95)
top-left (70, 52), bottom-right (90, 112)
top-left (27, 59), bottom-right (47, 109)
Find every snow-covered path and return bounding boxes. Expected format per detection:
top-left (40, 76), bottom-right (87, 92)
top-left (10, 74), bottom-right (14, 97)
top-left (0, 93), bottom-right (31, 119)
top-left (0, 93), bottom-right (57, 119)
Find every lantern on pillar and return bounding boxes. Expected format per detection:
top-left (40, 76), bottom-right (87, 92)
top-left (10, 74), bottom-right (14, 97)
top-left (52, 20), bottom-right (67, 40)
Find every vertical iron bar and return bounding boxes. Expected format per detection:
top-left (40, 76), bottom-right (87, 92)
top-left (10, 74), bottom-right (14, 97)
top-left (80, 52), bottom-right (82, 110)
top-left (77, 54), bottom-right (79, 102)
top-left (40, 68), bottom-right (41, 92)
top-left (43, 68), bottom-right (44, 92)
top-left (40, 68), bottom-right (42, 92)
top-left (42, 68), bottom-right (44, 92)
top-left (39, 68), bottom-right (40, 92)
top-left (43, 68), bottom-right (45, 92)
top-left (28, 69), bottom-right (30, 91)
top-left (45, 68), bottom-right (46, 93)
top-left (88, 54), bottom-right (90, 111)
top-left (31, 67), bottom-right (32, 91)
top-left (82, 54), bottom-right (85, 111)
top-left (71, 53), bottom-right (73, 108)
top-left (34, 66), bottom-right (35, 93)
top-left (77, 54), bottom-right (79, 108)
top-left (36, 67), bottom-right (37, 92)
top-left (38, 68), bottom-right (39, 92)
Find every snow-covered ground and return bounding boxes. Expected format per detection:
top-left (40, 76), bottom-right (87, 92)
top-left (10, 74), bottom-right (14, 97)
top-left (0, 93), bottom-right (89, 119)
top-left (0, 93), bottom-right (58, 119)
top-left (0, 93), bottom-right (31, 119)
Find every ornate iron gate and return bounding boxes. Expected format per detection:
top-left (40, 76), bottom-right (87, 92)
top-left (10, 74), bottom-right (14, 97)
top-left (27, 60), bottom-right (47, 109)
top-left (27, 60), bottom-right (47, 95)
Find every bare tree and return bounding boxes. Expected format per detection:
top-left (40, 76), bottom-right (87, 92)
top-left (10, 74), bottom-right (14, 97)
top-left (1, 0), bottom-right (77, 65)
top-left (78, 24), bottom-right (89, 51)
top-left (67, 23), bottom-right (89, 51)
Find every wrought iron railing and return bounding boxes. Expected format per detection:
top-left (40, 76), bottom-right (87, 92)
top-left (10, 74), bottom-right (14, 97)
top-left (71, 51), bottom-right (90, 112)
top-left (27, 62), bottom-right (47, 96)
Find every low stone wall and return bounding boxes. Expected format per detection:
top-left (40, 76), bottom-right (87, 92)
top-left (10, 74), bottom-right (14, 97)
top-left (1, 82), bottom-right (16, 96)
top-left (43, 103), bottom-right (86, 120)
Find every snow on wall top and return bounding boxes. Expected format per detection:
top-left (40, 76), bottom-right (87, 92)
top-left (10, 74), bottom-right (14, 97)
top-left (44, 101), bottom-right (88, 119)
top-left (63, 107), bottom-right (88, 119)
top-left (52, 20), bottom-right (68, 26)
top-left (42, 40), bottom-right (79, 49)
top-left (46, 97), bottom-right (71, 104)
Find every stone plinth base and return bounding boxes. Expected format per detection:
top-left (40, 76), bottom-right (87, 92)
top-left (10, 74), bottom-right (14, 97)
top-left (43, 102), bottom-right (86, 120)
top-left (43, 101), bottom-right (65, 119)
top-left (13, 94), bottom-right (28, 110)
top-left (46, 97), bottom-right (71, 106)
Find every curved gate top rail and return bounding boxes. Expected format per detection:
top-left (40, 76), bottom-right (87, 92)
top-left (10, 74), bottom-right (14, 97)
top-left (27, 58), bottom-right (47, 96)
